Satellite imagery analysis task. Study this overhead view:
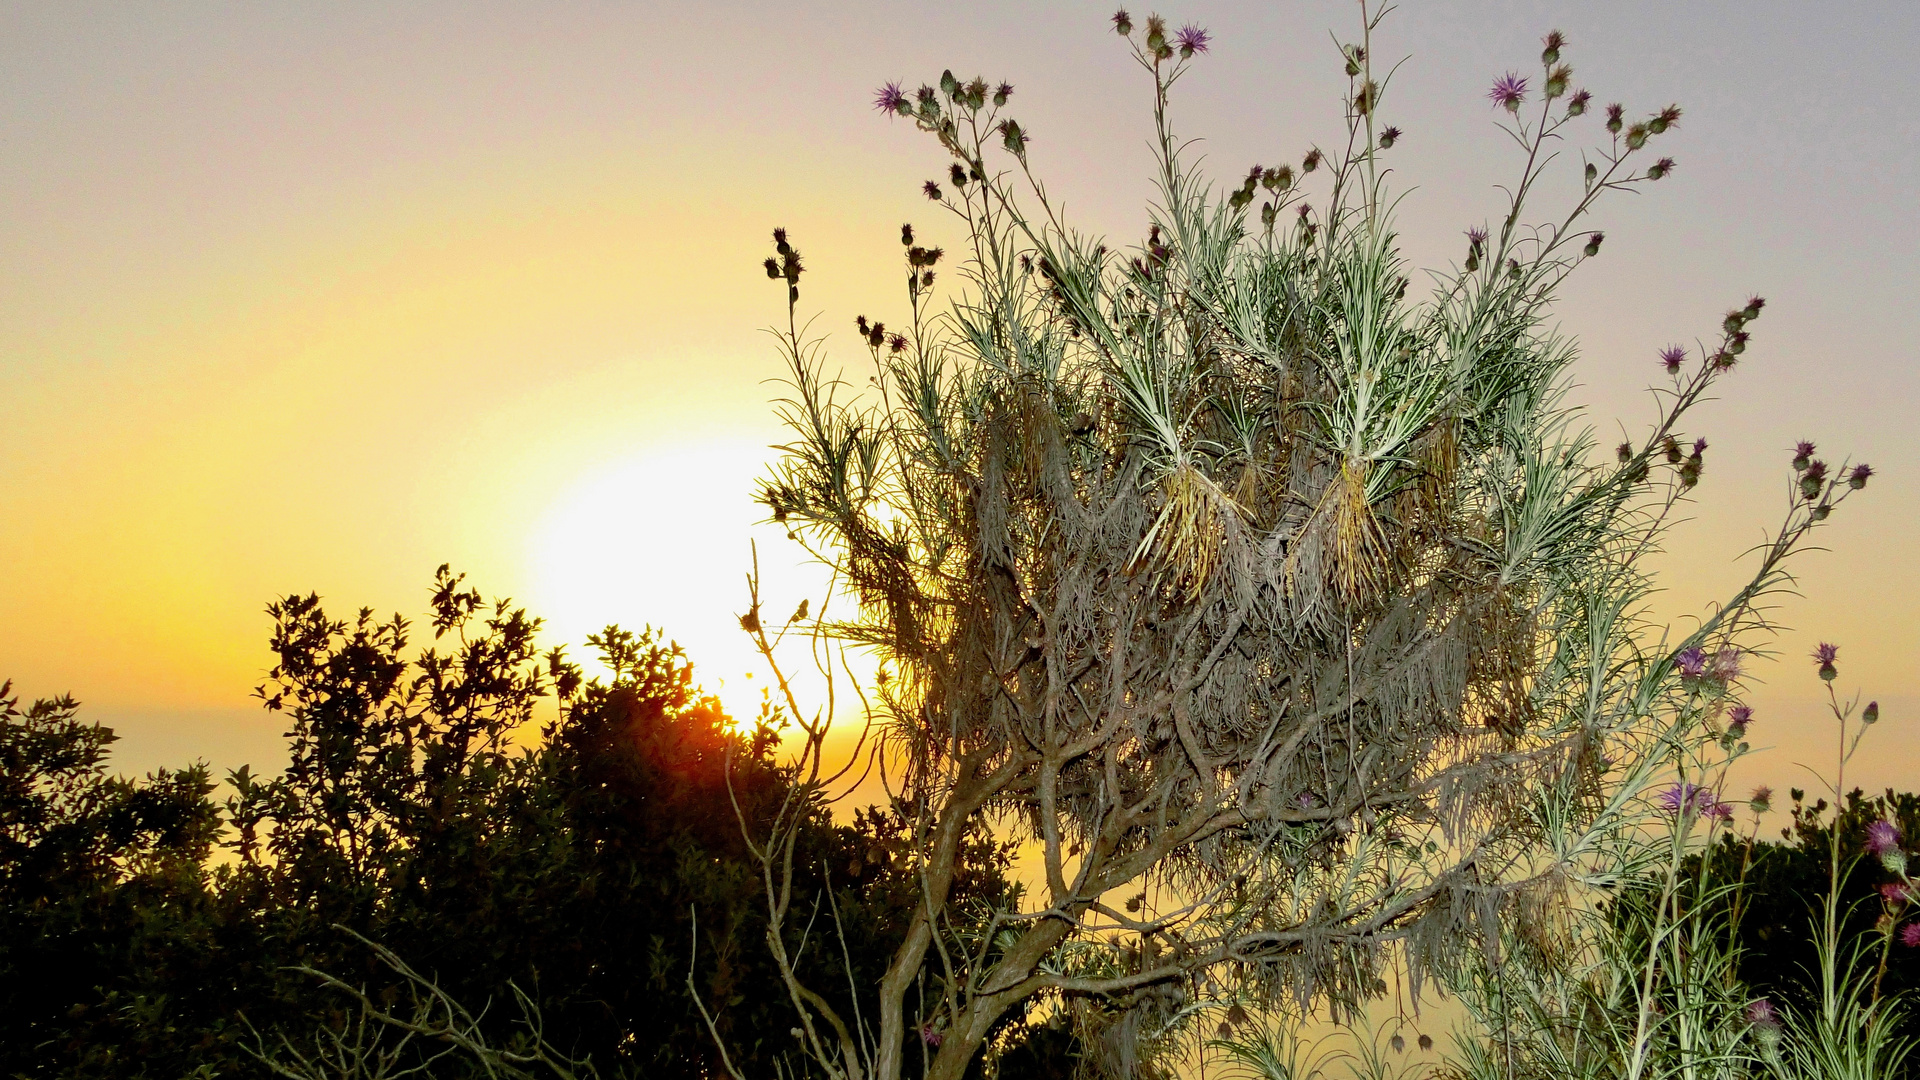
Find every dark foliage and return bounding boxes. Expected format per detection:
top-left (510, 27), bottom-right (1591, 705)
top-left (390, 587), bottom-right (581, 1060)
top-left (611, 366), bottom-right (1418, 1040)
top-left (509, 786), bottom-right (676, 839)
top-left (1700, 787), bottom-right (1920, 1028)
top-left (0, 568), bottom-right (1027, 1079)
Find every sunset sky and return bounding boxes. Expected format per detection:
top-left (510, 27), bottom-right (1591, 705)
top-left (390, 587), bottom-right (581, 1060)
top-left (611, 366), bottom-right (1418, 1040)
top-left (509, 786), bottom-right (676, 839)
top-left (4, 1), bottom-right (1915, 801)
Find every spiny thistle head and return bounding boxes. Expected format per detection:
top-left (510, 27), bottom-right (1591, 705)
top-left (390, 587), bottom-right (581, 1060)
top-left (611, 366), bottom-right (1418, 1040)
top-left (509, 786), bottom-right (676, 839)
top-left (1814, 641), bottom-right (1838, 681)
top-left (1849, 463), bottom-right (1873, 489)
top-left (1749, 784), bottom-right (1771, 813)
top-left (1647, 156), bottom-right (1675, 180)
top-left (1660, 345), bottom-right (1686, 374)
top-left (994, 82), bottom-right (1013, 106)
top-left (1793, 441), bottom-right (1816, 470)
top-left (1605, 102), bottom-right (1624, 133)
top-left (1541, 29), bottom-right (1566, 65)
top-left (1584, 231), bottom-right (1605, 256)
top-left (1567, 88), bottom-right (1591, 116)
top-left (1112, 9), bottom-right (1131, 35)
top-left (875, 81), bottom-right (910, 115)
top-left (1378, 125), bottom-right (1401, 148)
top-left (1903, 923), bottom-right (1920, 948)
top-left (1175, 24), bottom-right (1210, 57)
top-left (1544, 64), bottom-right (1572, 99)
top-left (922, 179), bottom-right (943, 200)
top-left (1675, 646), bottom-right (1708, 680)
top-left (1650, 103), bottom-right (1682, 133)
top-left (1867, 819), bottom-right (1902, 856)
top-left (1864, 700), bottom-right (1880, 724)
top-left (1488, 72), bottom-right (1528, 112)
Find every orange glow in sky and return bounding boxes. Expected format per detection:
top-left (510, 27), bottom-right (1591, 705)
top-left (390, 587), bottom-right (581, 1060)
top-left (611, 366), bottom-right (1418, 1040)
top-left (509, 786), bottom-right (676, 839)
top-left (3, 1), bottom-right (1915, 802)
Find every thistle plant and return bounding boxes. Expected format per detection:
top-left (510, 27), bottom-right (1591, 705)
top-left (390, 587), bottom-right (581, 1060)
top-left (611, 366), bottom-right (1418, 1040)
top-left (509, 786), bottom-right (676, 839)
top-left (727, 11), bottom-right (1869, 1080)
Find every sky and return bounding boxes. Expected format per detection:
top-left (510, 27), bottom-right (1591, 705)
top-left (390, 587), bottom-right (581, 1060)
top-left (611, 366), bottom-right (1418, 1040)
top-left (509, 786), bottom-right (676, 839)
top-left (2, 0), bottom-right (1916, 807)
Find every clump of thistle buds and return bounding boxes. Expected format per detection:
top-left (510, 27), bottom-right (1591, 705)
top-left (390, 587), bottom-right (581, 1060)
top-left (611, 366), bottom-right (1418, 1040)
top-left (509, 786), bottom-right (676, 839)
top-left (764, 227), bottom-right (805, 307)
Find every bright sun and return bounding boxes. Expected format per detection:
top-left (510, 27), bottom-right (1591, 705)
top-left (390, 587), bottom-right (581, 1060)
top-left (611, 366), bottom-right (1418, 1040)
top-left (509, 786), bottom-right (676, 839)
top-left (525, 435), bottom-right (813, 720)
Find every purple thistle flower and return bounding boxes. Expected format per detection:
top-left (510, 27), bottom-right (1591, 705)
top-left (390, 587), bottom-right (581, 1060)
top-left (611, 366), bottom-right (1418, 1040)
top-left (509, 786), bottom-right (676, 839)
top-left (1903, 922), bottom-right (1920, 948)
top-left (1659, 782), bottom-right (1730, 821)
top-left (1175, 24), bottom-right (1211, 56)
top-left (921, 1024), bottom-right (943, 1047)
top-left (995, 82), bottom-right (1014, 103)
top-left (1867, 820), bottom-right (1902, 857)
top-left (874, 82), bottom-right (909, 115)
top-left (1849, 463), bottom-right (1873, 490)
top-left (1693, 438), bottom-right (1709, 457)
top-left (1794, 440), bottom-right (1816, 461)
top-left (1747, 998), bottom-right (1780, 1029)
top-left (1880, 881), bottom-right (1913, 905)
top-left (1712, 647), bottom-right (1740, 682)
top-left (1466, 226), bottom-right (1488, 246)
top-left (1750, 785), bottom-right (1772, 813)
top-left (1111, 9), bottom-right (1132, 34)
top-left (1729, 705), bottom-right (1753, 726)
top-left (1675, 646), bottom-right (1708, 679)
top-left (1660, 345), bottom-right (1686, 374)
top-left (1566, 89), bottom-right (1592, 116)
top-left (1814, 642), bottom-right (1838, 666)
top-left (1488, 73), bottom-right (1528, 111)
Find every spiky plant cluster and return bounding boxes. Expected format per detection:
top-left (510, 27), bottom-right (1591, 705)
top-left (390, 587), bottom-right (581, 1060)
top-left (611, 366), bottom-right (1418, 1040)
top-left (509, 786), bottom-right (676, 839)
top-left (737, 11), bottom-right (1864, 1080)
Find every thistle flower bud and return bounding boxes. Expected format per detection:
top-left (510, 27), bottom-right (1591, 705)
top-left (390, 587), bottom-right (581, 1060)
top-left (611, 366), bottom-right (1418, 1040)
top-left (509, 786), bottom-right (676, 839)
top-left (1354, 80), bottom-right (1378, 115)
top-left (1605, 103), bottom-right (1624, 134)
top-left (1747, 999), bottom-right (1782, 1057)
top-left (1650, 104), bottom-right (1682, 134)
top-left (999, 118), bottom-right (1028, 157)
top-left (1864, 700), bottom-right (1879, 724)
top-left (1176, 25), bottom-right (1211, 58)
top-left (1617, 441), bottom-right (1633, 463)
top-left (1545, 64), bottom-right (1572, 99)
top-left (1302, 148), bottom-right (1322, 173)
top-left (1646, 156), bottom-right (1674, 180)
top-left (1145, 15), bottom-right (1166, 51)
top-left (1584, 161), bottom-right (1597, 188)
top-left (1723, 311), bottom-right (1746, 335)
top-left (1260, 202), bottom-right (1278, 228)
top-left (939, 70), bottom-right (959, 97)
top-left (1726, 331), bottom-right (1747, 356)
top-left (922, 270), bottom-right (935, 288)
top-left (1663, 436), bottom-right (1683, 464)
top-left (1567, 89), bottom-right (1591, 117)
top-left (1378, 126), bottom-right (1400, 149)
top-left (1743, 295), bottom-right (1766, 320)
top-left (764, 257), bottom-right (781, 279)
top-left (1849, 463), bottom-right (1872, 489)
top-left (901, 224), bottom-right (914, 246)
top-left (1625, 123), bottom-right (1649, 150)
top-left (1868, 820), bottom-right (1906, 874)
top-left (1660, 345), bottom-right (1686, 374)
top-left (1112, 9), bottom-right (1132, 35)
top-left (889, 333), bottom-right (908, 353)
top-left (1792, 441), bottom-right (1815, 471)
top-left (1802, 460), bottom-right (1828, 500)
top-left (1584, 232), bottom-right (1604, 257)
top-left (923, 180), bottom-right (943, 200)
top-left (1488, 73), bottom-right (1528, 112)
top-left (1813, 641), bottom-right (1838, 682)
top-left (1750, 784), bottom-right (1772, 813)
top-left (1542, 30), bottom-right (1566, 66)
top-left (1810, 503), bottom-right (1830, 521)
top-left (856, 315), bottom-right (869, 334)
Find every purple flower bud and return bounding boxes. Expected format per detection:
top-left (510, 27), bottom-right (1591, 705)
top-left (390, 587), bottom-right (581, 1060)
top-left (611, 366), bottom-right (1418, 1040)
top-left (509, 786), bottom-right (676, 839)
top-left (1743, 295), bottom-right (1766, 320)
top-left (1903, 922), bottom-right (1920, 948)
top-left (1712, 647), bottom-right (1740, 682)
top-left (1466, 226), bottom-right (1488, 247)
top-left (1488, 73), bottom-right (1528, 112)
top-left (1583, 232), bottom-right (1604, 257)
top-left (1378, 126), bottom-right (1401, 149)
top-left (1676, 647), bottom-right (1708, 680)
top-left (1867, 820), bottom-right (1902, 857)
top-left (1541, 30), bottom-right (1566, 65)
top-left (1650, 104), bottom-right (1682, 134)
top-left (1175, 24), bottom-right (1211, 57)
top-left (1660, 345), bottom-right (1686, 374)
top-left (1692, 438), bottom-right (1709, 458)
top-left (1849, 463), bottom-right (1872, 490)
top-left (921, 1024), bottom-right (943, 1047)
top-left (1750, 785), bottom-right (1772, 813)
top-left (923, 180), bottom-right (943, 201)
top-left (1567, 89), bottom-right (1591, 117)
top-left (874, 82), bottom-right (910, 115)
top-left (1605, 103), bottom-right (1624, 134)
top-left (1112, 9), bottom-right (1132, 35)
top-left (1647, 156), bottom-right (1675, 180)
top-left (1747, 998), bottom-right (1781, 1032)
top-left (1660, 782), bottom-right (1732, 821)
top-left (1730, 705), bottom-right (1753, 726)
top-left (1864, 700), bottom-right (1879, 724)
top-left (1813, 641), bottom-right (1838, 681)
top-left (994, 82), bottom-right (1014, 107)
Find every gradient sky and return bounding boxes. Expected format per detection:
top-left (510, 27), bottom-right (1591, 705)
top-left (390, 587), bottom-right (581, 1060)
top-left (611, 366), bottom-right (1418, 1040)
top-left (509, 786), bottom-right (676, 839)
top-left (3, 1), bottom-right (1915, 804)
